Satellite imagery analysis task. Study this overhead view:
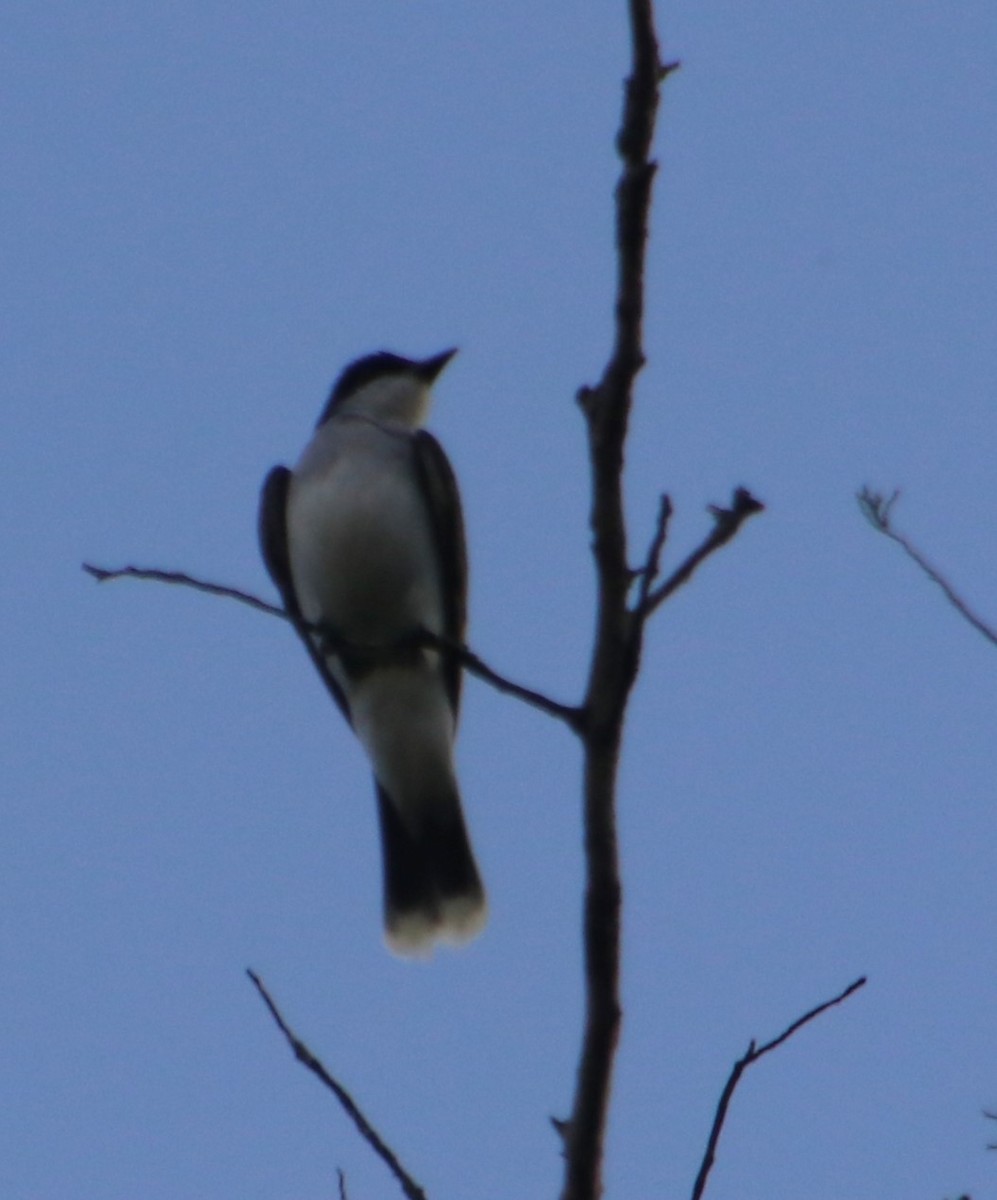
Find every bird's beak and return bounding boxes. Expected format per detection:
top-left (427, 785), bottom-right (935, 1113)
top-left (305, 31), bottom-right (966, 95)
top-left (416, 348), bottom-right (459, 383)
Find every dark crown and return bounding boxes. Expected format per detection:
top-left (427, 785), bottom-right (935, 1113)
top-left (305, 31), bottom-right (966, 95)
top-left (317, 349), bottom-right (456, 426)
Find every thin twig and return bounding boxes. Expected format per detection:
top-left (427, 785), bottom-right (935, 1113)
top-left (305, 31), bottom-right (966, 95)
top-left (690, 976), bottom-right (867, 1200)
top-left (634, 493), bottom-right (673, 611)
top-left (985, 1108), bottom-right (997, 1151)
top-left (82, 562), bottom-right (285, 619)
top-left (82, 561), bottom-right (582, 727)
top-left (638, 488), bottom-right (764, 619)
top-left (857, 488), bottom-right (997, 648)
top-left (419, 628), bottom-right (585, 730)
top-left (337, 1168), bottom-right (349, 1200)
top-left (246, 970), bottom-right (427, 1200)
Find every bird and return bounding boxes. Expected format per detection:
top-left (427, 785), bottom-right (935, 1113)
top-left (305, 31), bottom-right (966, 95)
top-left (258, 348), bottom-right (486, 956)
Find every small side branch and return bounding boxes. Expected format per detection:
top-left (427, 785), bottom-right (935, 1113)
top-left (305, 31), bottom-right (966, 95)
top-left (82, 562), bottom-right (285, 619)
top-left (633, 493), bottom-right (673, 610)
top-left (857, 488), bottom-right (997, 649)
top-left (247, 970), bottom-right (427, 1200)
top-left (82, 561), bottom-right (582, 728)
top-left (636, 487), bottom-right (764, 620)
top-left (690, 976), bottom-right (867, 1200)
top-left (421, 629), bottom-right (585, 731)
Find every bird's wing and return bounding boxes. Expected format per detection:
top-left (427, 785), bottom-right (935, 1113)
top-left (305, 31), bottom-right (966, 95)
top-left (411, 430), bottom-right (467, 718)
top-left (258, 465), bottom-right (353, 725)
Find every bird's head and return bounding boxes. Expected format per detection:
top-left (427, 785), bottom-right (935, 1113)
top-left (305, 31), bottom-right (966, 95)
top-left (318, 348), bottom-right (458, 428)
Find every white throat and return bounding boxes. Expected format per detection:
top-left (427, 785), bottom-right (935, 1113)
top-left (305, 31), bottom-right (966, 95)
top-left (335, 374), bottom-right (432, 428)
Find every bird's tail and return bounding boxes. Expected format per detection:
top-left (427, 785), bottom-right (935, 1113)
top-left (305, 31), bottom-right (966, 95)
top-left (375, 783), bottom-right (486, 957)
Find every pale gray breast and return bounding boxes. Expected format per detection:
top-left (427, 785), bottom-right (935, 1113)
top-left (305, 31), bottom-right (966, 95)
top-left (288, 417), bottom-right (444, 642)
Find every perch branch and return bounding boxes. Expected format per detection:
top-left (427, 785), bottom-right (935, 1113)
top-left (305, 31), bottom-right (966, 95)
top-left (82, 561), bottom-right (582, 727)
top-left (690, 975), bottom-right (867, 1200)
top-left (83, 561), bottom-right (285, 618)
top-left (857, 488), bottom-right (997, 648)
top-left (247, 970), bottom-right (426, 1200)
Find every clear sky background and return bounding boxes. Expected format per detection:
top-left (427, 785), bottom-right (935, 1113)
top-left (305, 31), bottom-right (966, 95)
top-left (3, 3), bottom-right (995, 1197)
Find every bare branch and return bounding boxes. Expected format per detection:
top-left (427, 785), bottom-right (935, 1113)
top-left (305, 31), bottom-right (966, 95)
top-left (82, 561), bottom-right (285, 619)
top-left (857, 488), bottom-right (997, 648)
top-left (633, 492), bottom-right (673, 610)
top-left (637, 487), bottom-right (765, 620)
top-left (422, 629), bottom-right (585, 731)
top-left (564, 6), bottom-right (761, 1186)
top-left (690, 976), bottom-right (867, 1200)
top-left (246, 970), bottom-right (427, 1200)
top-left (562, 4), bottom-right (666, 1199)
top-left (985, 1107), bottom-right (997, 1150)
top-left (82, 561), bottom-right (582, 727)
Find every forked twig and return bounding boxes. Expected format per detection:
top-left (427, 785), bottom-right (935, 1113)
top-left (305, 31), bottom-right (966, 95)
top-left (637, 488), bottom-right (765, 620)
top-left (857, 488), bottom-right (997, 648)
top-left (247, 970), bottom-right (426, 1200)
top-left (690, 976), bottom-right (867, 1200)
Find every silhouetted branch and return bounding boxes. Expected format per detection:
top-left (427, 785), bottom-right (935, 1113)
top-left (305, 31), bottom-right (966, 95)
top-left (985, 1108), bottom-right (997, 1150)
top-left (636, 487), bottom-right (765, 620)
top-left (634, 493), bottom-right (673, 610)
top-left (690, 976), bottom-right (867, 1200)
top-left (82, 561), bottom-right (581, 727)
top-left (561, 4), bottom-right (672, 1199)
top-left (425, 629), bottom-right (585, 731)
top-left (858, 488), bottom-right (997, 648)
top-left (247, 970), bottom-right (426, 1200)
top-left (83, 561), bottom-right (285, 619)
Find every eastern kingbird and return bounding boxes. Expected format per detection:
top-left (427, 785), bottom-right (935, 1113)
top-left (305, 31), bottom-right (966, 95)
top-left (258, 349), bottom-right (486, 956)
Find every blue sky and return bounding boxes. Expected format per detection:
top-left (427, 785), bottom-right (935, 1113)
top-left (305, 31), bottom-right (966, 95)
top-left (3, 2), bottom-right (996, 1197)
